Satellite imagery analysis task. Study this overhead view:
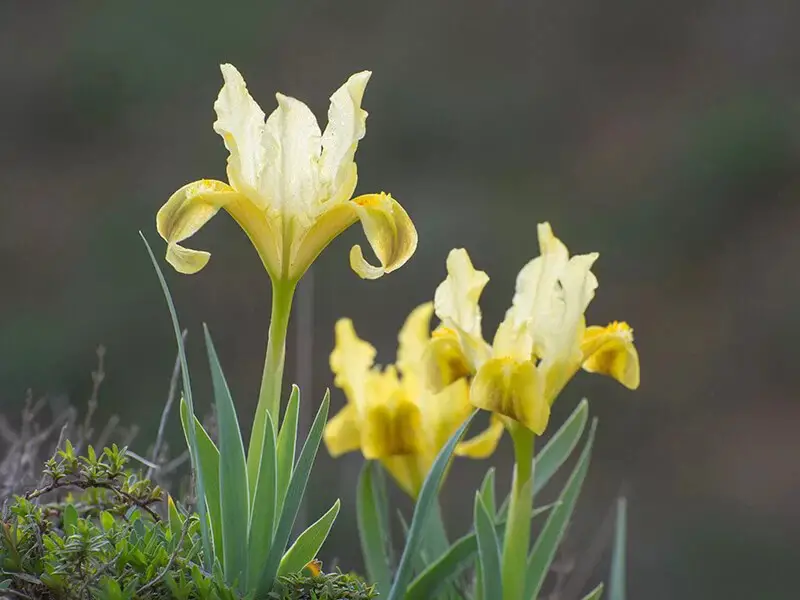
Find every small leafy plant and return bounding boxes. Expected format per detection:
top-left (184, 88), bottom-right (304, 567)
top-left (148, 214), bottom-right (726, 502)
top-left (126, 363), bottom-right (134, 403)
top-left (0, 444), bottom-right (375, 600)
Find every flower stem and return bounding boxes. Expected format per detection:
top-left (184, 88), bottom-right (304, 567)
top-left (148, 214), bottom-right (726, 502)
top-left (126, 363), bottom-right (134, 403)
top-left (501, 422), bottom-right (535, 600)
top-left (247, 279), bottom-right (296, 487)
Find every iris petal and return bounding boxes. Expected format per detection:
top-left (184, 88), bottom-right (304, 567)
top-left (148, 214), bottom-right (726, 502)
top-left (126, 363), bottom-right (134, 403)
top-left (581, 322), bottom-right (640, 389)
top-left (323, 404), bottom-right (362, 457)
top-left (156, 179), bottom-right (244, 274)
top-left (471, 357), bottom-right (550, 435)
top-left (349, 193), bottom-right (418, 280)
top-left (456, 415), bottom-right (505, 458)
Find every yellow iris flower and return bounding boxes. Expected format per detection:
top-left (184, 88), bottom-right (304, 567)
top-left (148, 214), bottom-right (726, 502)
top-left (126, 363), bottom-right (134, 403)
top-left (426, 223), bottom-right (640, 435)
top-left (323, 304), bottom-right (504, 498)
top-left (156, 64), bottom-right (417, 282)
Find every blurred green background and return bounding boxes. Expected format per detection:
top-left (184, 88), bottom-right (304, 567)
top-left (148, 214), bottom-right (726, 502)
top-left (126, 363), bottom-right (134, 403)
top-left (2, 1), bottom-right (799, 598)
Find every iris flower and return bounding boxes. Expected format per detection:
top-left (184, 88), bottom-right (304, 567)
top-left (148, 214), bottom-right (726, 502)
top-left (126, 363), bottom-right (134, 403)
top-left (323, 304), bottom-right (504, 498)
top-left (156, 64), bottom-right (416, 283)
top-left (426, 223), bottom-right (640, 434)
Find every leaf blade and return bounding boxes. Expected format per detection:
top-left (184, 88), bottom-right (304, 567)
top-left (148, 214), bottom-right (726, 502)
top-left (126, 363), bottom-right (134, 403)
top-left (275, 385), bottom-right (300, 521)
top-left (583, 583), bottom-right (605, 600)
top-left (357, 462), bottom-right (392, 595)
top-left (141, 232), bottom-right (212, 567)
top-left (525, 418), bottom-right (598, 600)
top-left (404, 521), bottom-right (508, 600)
top-left (179, 399), bottom-right (222, 560)
top-left (278, 499), bottom-right (341, 576)
top-left (204, 324), bottom-right (250, 588)
top-left (474, 494), bottom-right (502, 600)
top-left (247, 412), bottom-right (277, 591)
top-left (257, 391), bottom-right (330, 595)
top-left (609, 497), bottom-right (627, 600)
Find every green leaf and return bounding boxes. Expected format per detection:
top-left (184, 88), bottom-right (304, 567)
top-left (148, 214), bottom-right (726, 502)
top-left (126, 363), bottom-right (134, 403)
top-left (386, 409), bottom-right (477, 600)
top-left (278, 499), bottom-right (341, 576)
top-left (276, 385), bottom-right (300, 521)
top-left (167, 495), bottom-right (184, 540)
top-left (247, 412), bottom-right (277, 592)
top-left (478, 468), bottom-right (496, 517)
top-left (498, 398), bottom-right (588, 520)
top-left (180, 397), bottom-right (223, 561)
top-left (422, 501), bottom-right (451, 562)
top-left (257, 391), bottom-right (330, 595)
top-left (203, 324), bottom-right (250, 588)
top-left (100, 511), bottom-right (115, 532)
top-left (63, 504), bottom-right (78, 534)
top-left (373, 465), bottom-right (393, 556)
top-left (474, 494), bottom-right (502, 600)
top-left (474, 468), bottom-right (496, 600)
top-left (525, 418), bottom-right (598, 600)
top-left (583, 583), bottom-right (605, 600)
top-left (141, 232), bottom-right (212, 567)
top-left (357, 461), bottom-right (392, 595)
top-left (609, 497), bottom-right (627, 600)
top-left (404, 521), bottom-right (503, 600)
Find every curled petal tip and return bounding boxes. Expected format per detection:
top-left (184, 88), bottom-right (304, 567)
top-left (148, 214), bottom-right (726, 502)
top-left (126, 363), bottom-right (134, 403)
top-left (348, 193), bottom-right (418, 279)
top-left (165, 243), bottom-right (211, 275)
top-left (350, 245), bottom-right (387, 280)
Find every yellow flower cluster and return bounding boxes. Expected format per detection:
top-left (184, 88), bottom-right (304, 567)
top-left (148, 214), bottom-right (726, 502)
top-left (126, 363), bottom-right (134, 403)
top-left (325, 222), bottom-right (640, 495)
top-left (323, 305), bottom-right (504, 498)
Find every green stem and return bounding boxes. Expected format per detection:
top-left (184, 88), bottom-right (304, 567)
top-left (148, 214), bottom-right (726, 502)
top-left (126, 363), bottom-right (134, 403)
top-left (247, 279), bottom-right (296, 487)
top-left (501, 423), bottom-right (535, 600)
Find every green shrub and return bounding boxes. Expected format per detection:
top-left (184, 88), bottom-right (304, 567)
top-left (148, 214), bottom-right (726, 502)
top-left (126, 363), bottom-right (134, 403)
top-left (0, 444), bottom-right (371, 600)
top-left (267, 572), bottom-right (376, 600)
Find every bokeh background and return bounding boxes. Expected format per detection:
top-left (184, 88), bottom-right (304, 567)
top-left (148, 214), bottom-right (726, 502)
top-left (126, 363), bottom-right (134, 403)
top-left (2, 1), bottom-right (800, 598)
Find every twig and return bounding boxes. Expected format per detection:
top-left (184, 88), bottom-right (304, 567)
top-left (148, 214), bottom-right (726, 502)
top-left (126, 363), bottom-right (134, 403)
top-left (0, 587), bottom-right (35, 600)
top-left (147, 330), bottom-right (187, 480)
top-left (120, 425), bottom-right (139, 448)
top-left (95, 415), bottom-right (119, 450)
top-left (77, 346), bottom-right (106, 452)
top-left (135, 515), bottom-right (192, 595)
top-left (158, 450), bottom-right (190, 476)
top-left (125, 450), bottom-right (160, 471)
top-left (25, 480), bottom-right (161, 522)
top-left (36, 422), bottom-right (71, 491)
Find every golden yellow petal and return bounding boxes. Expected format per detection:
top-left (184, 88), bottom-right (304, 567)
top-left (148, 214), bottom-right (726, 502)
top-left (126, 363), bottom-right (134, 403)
top-left (397, 303), bottom-right (434, 385)
top-left (470, 357), bottom-right (550, 435)
top-left (156, 178), bottom-right (283, 277)
top-left (288, 191), bottom-right (416, 281)
top-left (581, 322), bottom-right (640, 390)
top-left (156, 179), bottom-right (242, 274)
top-left (455, 414), bottom-right (505, 458)
top-left (349, 193), bottom-right (418, 280)
top-left (426, 378), bottom-right (475, 454)
top-left (380, 454), bottom-right (429, 499)
top-left (290, 200), bottom-right (359, 280)
top-left (224, 196), bottom-right (283, 278)
top-left (361, 384), bottom-right (423, 460)
top-left (422, 327), bottom-right (473, 393)
top-left (329, 319), bottom-right (376, 407)
top-left (323, 403), bottom-right (362, 457)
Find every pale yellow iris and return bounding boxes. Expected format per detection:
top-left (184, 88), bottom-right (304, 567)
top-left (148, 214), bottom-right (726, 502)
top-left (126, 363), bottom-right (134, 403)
top-left (323, 304), bottom-right (504, 498)
top-left (156, 64), bottom-right (417, 282)
top-left (426, 223), bottom-right (640, 434)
